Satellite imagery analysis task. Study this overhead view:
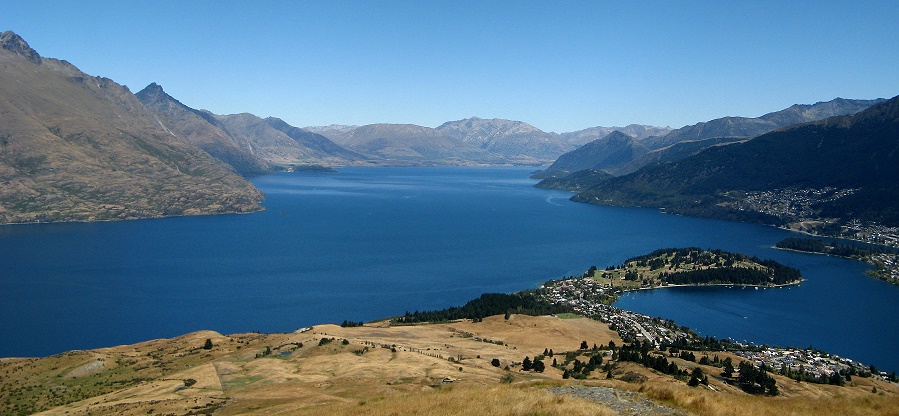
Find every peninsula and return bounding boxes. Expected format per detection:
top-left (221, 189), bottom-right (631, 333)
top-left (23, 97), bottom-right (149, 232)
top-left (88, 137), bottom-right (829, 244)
top-left (775, 237), bottom-right (899, 285)
top-left (542, 248), bottom-right (803, 305)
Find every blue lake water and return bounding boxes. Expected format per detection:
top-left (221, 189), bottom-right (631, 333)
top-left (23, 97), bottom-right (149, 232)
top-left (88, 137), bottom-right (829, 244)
top-left (0, 167), bottom-right (896, 372)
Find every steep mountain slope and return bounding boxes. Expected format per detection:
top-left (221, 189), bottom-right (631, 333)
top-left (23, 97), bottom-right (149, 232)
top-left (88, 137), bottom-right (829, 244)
top-left (436, 117), bottom-right (575, 163)
top-left (211, 113), bottom-right (351, 166)
top-left (640, 116), bottom-right (777, 150)
top-left (540, 98), bottom-right (885, 182)
top-left (561, 124), bottom-right (672, 146)
top-left (136, 83), bottom-right (272, 175)
top-left (0, 31), bottom-right (263, 223)
top-left (610, 136), bottom-right (748, 176)
top-left (759, 97), bottom-right (886, 127)
top-left (262, 117), bottom-right (366, 163)
top-left (643, 98), bottom-right (885, 150)
top-left (573, 95), bottom-right (899, 226)
top-left (535, 131), bottom-right (648, 178)
top-left (329, 123), bottom-right (502, 165)
top-left (138, 83), bottom-right (362, 170)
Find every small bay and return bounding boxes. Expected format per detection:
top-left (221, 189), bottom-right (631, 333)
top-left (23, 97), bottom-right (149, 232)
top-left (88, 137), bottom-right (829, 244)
top-left (0, 167), bottom-right (896, 372)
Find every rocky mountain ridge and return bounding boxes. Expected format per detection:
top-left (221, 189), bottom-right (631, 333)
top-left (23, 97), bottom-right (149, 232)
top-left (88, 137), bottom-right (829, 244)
top-left (436, 117), bottom-right (575, 163)
top-left (0, 31), bottom-right (263, 223)
top-left (1, 30), bottom-right (890, 225)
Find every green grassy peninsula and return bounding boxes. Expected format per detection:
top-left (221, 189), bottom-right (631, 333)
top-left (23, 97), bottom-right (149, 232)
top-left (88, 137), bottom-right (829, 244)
top-left (592, 248), bottom-right (802, 291)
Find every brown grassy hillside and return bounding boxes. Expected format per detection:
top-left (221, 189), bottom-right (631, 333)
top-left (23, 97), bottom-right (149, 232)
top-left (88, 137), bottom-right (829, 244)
top-left (0, 31), bottom-right (263, 223)
top-left (1, 315), bottom-right (895, 416)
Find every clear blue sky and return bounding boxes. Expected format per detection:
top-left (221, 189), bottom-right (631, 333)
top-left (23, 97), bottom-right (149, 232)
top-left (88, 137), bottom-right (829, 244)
top-left (4, 1), bottom-right (897, 132)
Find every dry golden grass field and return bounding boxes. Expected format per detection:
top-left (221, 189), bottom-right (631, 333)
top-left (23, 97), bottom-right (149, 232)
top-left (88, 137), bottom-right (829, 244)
top-left (1, 314), bottom-right (896, 416)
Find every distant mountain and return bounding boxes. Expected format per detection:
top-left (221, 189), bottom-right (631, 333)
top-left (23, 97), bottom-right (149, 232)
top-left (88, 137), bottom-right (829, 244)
top-left (642, 98), bottom-right (885, 150)
top-left (610, 136), bottom-right (748, 176)
top-left (534, 131), bottom-right (649, 179)
top-left (263, 117), bottom-right (366, 163)
top-left (0, 31), bottom-right (262, 223)
top-left (207, 113), bottom-right (353, 166)
top-left (539, 97), bottom-right (885, 182)
top-left (327, 123), bottom-right (502, 165)
top-left (302, 124), bottom-right (359, 135)
top-left (758, 98), bottom-right (886, 127)
top-left (136, 83), bottom-right (273, 175)
top-left (572, 95), bottom-right (899, 226)
top-left (138, 84), bottom-right (363, 171)
top-left (560, 124), bottom-right (672, 146)
top-left (436, 117), bottom-right (574, 163)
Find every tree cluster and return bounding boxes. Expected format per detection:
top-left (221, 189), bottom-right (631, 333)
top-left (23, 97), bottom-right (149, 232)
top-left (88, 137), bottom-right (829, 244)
top-left (393, 292), bottom-right (572, 324)
top-left (776, 237), bottom-right (895, 258)
top-left (562, 352), bottom-right (604, 379)
top-left (688, 367), bottom-right (709, 387)
top-left (616, 341), bottom-right (688, 379)
top-left (659, 259), bottom-right (800, 286)
top-left (736, 361), bottom-right (778, 395)
top-left (521, 356), bottom-right (545, 372)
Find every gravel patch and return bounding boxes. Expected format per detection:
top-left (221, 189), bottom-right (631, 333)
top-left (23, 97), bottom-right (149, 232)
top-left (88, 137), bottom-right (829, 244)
top-left (549, 385), bottom-right (683, 416)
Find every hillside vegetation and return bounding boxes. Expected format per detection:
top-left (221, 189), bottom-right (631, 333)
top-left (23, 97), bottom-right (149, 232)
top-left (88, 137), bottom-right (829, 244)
top-left (596, 248), bottom-right (802, 290)
top-left (573, 96), bottom-right (899, 227)
top-left (2, 315), bottom-right (896, 416)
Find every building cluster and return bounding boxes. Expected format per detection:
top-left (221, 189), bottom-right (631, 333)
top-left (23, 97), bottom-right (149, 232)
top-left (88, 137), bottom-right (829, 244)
top-left (724, 187), bottom-right (856, 220)
top-left (844, 220), bottom-right (899, 248)
top-left (723, 187), bottom-right (899, 250)
top-left (539, 276), bottom-right (893, 382)
top-left (870, 253), bottom-right (899, 282)
top-left (733, 347), bottom-right (891, 382)
top-left (539, 277), bottom-right (689, 346)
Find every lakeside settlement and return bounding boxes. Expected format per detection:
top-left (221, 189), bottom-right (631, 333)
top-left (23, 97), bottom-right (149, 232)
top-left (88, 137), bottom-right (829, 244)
top-left (538, 276), bottom-right (893, 383)
top-left (535, 248), bottom-right (894, 383)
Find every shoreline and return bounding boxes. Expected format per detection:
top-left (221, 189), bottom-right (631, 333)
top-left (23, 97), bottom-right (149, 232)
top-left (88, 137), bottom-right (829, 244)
top-left (617, 278), bottom-right (805, 294)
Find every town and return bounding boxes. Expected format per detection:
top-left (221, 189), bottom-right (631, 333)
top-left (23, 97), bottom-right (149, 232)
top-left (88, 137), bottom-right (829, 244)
top-left (722, 187), bottom-right (899, 249)
top-left (538, 276), bottom-right (896, 383)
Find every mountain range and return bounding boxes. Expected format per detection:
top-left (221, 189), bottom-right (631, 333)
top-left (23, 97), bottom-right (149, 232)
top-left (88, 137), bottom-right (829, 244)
top-left (0, 32), bottom-right (263, 223)
top-left (0, 30), bottom-right (893, 227)
top-left (536, 97), bottom-right (885, 179)
top-left (570, 95), bottom-right (899, 227)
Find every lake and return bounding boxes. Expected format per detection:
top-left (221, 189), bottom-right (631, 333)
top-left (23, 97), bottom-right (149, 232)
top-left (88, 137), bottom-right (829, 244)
top-left (1, 167), bottom-right (896, 372)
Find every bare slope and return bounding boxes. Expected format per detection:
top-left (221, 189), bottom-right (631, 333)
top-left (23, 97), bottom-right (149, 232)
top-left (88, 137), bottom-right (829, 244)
top-left (437, 117), bottom-right (575, 163)
top-left (330, 123), bottom-right (503, 165)
top-left (3, 315), bottom-right (895, 416)
top-left (0, 31), bottom-right (262, 223)
top-left (135, 83), bottom-right (273, 175)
